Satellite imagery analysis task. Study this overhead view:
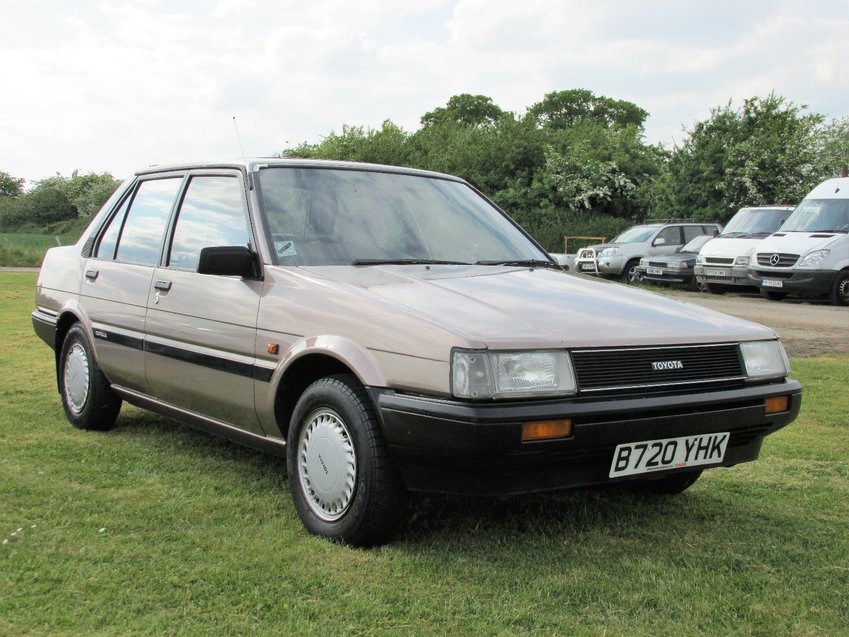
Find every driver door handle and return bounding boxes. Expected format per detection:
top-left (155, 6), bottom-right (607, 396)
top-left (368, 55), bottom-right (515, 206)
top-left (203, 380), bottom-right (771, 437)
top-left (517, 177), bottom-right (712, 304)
top-left (154, 280), bottom-right (172, 291)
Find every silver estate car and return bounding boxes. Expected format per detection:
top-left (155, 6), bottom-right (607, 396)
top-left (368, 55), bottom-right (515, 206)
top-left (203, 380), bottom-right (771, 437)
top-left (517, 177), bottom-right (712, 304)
top-left (33, 159), bottom-right (801, 546)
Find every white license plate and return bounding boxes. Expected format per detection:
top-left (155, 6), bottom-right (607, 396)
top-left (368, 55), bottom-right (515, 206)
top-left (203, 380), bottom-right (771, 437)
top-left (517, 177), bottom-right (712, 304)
top-left (609, 432), bottom-right (729, 478)
top-left (646, 267), bottom-right (664, 275)
top-left (580, 263), bottom-right (596, 271)
top-left (705, 268), bottom-right (728, 277)
top-left (762, 279), bottom-right (783, 288)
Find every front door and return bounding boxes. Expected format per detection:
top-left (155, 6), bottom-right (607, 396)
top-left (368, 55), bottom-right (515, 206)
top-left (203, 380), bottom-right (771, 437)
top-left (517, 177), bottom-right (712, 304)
top-left (143, 172), bottom-right (265, 434)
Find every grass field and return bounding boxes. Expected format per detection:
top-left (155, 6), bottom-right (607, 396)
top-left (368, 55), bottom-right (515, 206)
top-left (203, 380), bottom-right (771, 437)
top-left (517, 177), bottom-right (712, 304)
top-left (1, 271), bottom-right (847, 635)
top-left (0, 233), bottom-right (80, 267)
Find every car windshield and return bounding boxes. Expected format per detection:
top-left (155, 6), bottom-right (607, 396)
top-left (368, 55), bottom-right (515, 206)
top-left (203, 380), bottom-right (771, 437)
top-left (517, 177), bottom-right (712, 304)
top-left (679, 235), bottom-right (712, 253)
top-left (721, 208), bottom-right (789, 236)
top-left (780, 199), bottom-right (849, 233)
top-left (611, 226), bottom-right (657, 244)
top-left (256, 167), bottom-right (548, 266)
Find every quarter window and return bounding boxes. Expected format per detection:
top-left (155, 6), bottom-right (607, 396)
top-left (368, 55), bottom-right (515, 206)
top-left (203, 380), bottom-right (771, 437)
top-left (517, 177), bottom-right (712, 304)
top-left (115, 178), bottom-right (182, 266)
top-left (169, 176), bottom-right (249, 271)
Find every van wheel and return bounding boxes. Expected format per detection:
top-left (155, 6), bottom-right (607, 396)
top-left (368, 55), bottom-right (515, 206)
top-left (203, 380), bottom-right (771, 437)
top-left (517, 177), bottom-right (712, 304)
top-left (59, 324), bottom-right (122, 430)
top-left (829, 270), bottom-right (849, 306)
top-left (760, 289), bottom-right (786, 301)
top-left (287, 374), bottom-right (406, 547)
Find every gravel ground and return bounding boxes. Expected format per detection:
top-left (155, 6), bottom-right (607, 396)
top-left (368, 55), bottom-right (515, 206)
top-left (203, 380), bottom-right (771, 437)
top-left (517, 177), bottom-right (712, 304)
top-left (659, 287), bottom-right (849, 358)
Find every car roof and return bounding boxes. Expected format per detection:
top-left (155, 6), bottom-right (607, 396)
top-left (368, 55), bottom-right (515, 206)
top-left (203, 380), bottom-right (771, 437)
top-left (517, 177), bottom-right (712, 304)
top-left (134, 157), bottom-right (465, 183)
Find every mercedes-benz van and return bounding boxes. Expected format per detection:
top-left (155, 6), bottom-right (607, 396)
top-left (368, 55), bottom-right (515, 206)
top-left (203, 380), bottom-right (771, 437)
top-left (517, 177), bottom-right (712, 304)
top-left (748, 178), bottom-right (849, 305)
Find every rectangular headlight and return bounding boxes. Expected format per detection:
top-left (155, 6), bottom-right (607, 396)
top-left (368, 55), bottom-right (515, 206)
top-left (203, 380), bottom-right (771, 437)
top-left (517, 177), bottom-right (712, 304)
top-left (452, 349), bottom-right (576, 399)
top-left (740, 340), bottom-right (790, 380)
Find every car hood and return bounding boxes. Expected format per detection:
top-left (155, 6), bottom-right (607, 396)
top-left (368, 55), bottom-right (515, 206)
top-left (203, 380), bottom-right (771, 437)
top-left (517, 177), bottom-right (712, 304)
top-left (755, 232), bottom-right (845, 254)
top-left (301, 265), bottom-right (776, 349)
top-left (700, 237), bottom-right (762, 258)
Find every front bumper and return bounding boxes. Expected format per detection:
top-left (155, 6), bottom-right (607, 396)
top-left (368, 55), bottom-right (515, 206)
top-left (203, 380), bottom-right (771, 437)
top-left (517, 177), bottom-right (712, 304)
top-left (371, 380), bottom-right (801, 496)
top-left (694, 264), bottom-right (753, 288)
top-left (747, 268), bottom-right (836, 297)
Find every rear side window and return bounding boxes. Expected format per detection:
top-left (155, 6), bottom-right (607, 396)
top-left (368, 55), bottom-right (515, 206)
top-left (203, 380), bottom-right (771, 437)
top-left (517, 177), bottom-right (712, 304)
top-left (113, 178), bottom-right (182, 266)
top-left (656, 226), bottom-right (682, 245)
top-left (683, 225), bottom-right (705, 242)
top-left (168, 176), bottom-right (250, 271)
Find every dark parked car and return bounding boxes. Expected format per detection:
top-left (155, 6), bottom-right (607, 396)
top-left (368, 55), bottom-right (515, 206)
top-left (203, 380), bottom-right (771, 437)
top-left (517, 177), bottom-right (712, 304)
top-left (638, 235), bottom-right (713, 290)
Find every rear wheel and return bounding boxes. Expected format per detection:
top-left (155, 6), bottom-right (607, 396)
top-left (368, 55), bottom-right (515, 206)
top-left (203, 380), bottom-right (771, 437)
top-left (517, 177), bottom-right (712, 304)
top-left (59, 324), bottom-right (121, 430)
top-left (287, 374), bottom-right (406, 547)
top-left (760, 288), bottom-right (787, 301)
top-left (829, 270), bottom-right (849, 306)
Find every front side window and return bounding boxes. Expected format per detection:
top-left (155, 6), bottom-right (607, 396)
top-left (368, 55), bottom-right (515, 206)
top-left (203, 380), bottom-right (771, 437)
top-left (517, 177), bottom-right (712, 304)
top-left (115, 178), bottom-right (183, 266)
top-left (656, 226), bottom-right (682, 245)
top-left (256, 168), bottom-right (546, 266)
top-left (168, 176), bottom-right (249, 271)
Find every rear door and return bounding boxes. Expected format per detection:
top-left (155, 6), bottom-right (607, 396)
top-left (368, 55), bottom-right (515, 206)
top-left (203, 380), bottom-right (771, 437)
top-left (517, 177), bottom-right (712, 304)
top-left (82, 175), bottom-right (184, 392)
top-left (143, 170), bottom-right (266, 434)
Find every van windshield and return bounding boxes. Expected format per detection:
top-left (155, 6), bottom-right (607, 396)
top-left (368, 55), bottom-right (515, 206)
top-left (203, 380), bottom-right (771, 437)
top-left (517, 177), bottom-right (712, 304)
top-left (722, 208), bottom-right (788, 237)
top-left (781, 199), bottom-right (849, 233)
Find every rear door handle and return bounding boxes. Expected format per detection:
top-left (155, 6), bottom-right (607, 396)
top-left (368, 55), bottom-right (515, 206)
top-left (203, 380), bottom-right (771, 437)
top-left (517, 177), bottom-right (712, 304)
top-left (153, 280), bottom-right (172, 291)
top-left (85, 269), bottom-right (99, 280)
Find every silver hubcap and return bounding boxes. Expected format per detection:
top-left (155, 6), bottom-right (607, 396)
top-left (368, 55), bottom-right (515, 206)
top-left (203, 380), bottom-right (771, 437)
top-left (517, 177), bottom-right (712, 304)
top-left (839, 278), bottom-right (849, 302)
top-left (297, 408), bottom-right (357, 521)
top-left (64, 342), bottom-right (90, 415)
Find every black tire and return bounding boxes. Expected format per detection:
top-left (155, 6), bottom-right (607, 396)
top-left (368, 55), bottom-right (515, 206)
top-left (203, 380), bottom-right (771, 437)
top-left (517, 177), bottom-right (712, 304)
top-left (705, 283), bottom-right (726, 295)
top-left (287, 374), bottom-right (406, 547)
top-left (829, 270), bottom-right (849, 306)
top-left (58, 323), bottom-right (122, 430)
top-left (759, 288), bottom-right (787, 301)
top-left (621, 259), bottom-right (642, 284)
top-left (639, 470), bottom-right (703, 495)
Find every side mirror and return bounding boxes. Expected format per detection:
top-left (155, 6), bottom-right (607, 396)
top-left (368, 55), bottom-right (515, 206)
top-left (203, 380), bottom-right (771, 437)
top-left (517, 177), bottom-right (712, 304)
top-left (197, 246), bottom-right (255, 277)
top-left (654, 237), bottom-right (666, 246)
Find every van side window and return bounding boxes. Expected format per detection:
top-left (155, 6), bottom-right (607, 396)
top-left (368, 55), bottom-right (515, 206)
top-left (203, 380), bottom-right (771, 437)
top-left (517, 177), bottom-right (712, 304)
top-left (168, 176), bottom-right (249, 271)
top-left (115, 178), bottom-right (183, 266)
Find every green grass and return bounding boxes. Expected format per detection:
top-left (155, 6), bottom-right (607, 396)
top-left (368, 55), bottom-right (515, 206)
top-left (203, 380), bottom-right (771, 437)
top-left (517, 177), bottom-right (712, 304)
top-left (1, 271), bottom-right (847, 635)
top-left (0, 233), bottom-right (80, 267)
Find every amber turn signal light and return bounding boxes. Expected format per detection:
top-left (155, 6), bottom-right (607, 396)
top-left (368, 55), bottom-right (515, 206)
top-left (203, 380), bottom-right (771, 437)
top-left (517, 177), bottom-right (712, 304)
top-left (764, 395), bottom-right (790, 414)
top-left (521, 419), bottom-right (572, 443)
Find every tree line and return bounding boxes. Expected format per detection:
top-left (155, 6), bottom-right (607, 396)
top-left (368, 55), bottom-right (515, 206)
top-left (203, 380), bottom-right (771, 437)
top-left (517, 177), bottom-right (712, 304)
top-left (2, 89), bottom-right (846, 251)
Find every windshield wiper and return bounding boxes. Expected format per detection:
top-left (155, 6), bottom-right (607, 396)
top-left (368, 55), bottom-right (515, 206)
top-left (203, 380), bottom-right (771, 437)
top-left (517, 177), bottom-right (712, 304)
top-left (351, 258), bottom-right (472, 266)
top-left (475, 259), bottom-right (561, 269)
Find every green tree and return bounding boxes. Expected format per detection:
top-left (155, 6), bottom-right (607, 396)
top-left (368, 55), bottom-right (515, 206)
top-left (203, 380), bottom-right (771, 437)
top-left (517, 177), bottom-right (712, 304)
top-left (528, 89), bottom-right (648, 130)
top-left (0, 171), bottom-right (25, 199)
top-left (284, 120), bottom-right (414, 167)
top-left (420, 94), bottom-right (506, 128)
top-left (661, 94), bottom-right (825, 221)
top-left (819, 115), bottom-right (849, 177)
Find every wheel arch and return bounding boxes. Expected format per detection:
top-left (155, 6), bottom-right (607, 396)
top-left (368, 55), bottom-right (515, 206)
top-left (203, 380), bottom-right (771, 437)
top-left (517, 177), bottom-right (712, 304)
top-left (268, 336), bottom-right (387, 440)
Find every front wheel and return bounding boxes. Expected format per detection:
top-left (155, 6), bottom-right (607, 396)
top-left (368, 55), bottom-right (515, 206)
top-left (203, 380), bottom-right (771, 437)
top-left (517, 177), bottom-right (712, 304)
top-left (59, 324), bottom-right (122, 430)
top-left (287, 374), bottom-right (406, 547)
top-left (829, 270), bottom-right (849, 306)
top-left (621, 259), bottom-right (642, 284)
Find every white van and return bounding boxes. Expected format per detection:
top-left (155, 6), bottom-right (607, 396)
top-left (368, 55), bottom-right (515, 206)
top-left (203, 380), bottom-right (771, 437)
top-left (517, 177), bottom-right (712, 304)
top-left (748, 178), bottom-right (849, 306)
top-left (694, 206), bottom-right (793, 294)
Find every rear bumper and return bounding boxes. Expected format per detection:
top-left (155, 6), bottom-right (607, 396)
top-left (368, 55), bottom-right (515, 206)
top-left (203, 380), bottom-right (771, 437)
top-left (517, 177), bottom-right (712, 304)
top-left (747, 268), bottom-right (836, 296)
top-left (371, 380), bottom-right (801, 496)
top-left (32, 309), bottom-right (58, 350)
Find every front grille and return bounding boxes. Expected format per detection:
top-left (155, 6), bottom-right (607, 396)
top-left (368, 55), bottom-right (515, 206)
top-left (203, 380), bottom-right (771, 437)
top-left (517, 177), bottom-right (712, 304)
top-left (756, 253), bottom-right (799, 267)
top-left (704, 257), bottom-right (734, 265)
top-left (572, 344), bottom-right (745, 393)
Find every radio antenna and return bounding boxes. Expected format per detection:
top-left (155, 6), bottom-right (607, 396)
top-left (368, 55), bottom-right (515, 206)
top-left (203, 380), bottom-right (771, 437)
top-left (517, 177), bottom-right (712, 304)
top-left (232, 115), bottom-right (247, 162)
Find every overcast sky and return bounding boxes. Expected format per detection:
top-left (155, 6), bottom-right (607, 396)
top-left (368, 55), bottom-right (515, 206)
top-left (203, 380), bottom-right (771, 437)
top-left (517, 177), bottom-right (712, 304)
top-left (2, 0), bottom-right (847, 183)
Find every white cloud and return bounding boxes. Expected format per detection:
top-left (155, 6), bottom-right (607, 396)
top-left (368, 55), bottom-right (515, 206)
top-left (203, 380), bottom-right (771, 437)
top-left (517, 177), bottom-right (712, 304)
top-left (0, 0), bottom-right (847, 181)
